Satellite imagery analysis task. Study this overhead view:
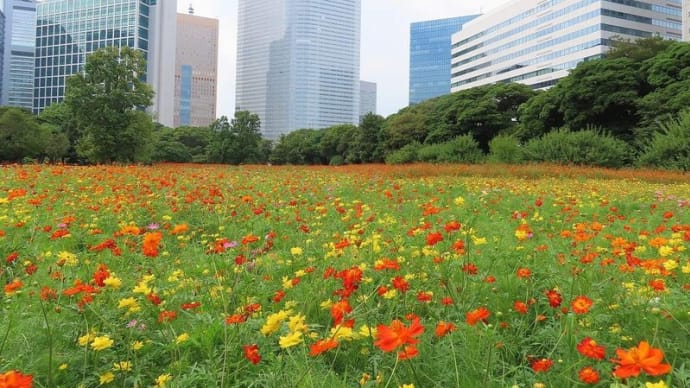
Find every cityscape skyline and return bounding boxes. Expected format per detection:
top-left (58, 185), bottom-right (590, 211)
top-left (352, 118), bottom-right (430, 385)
top-left (176, 0), bottom-right (511, 118)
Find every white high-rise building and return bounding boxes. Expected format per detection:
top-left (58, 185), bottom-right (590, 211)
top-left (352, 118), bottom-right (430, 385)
top-left (359, 80), bottom-right (376, 120)
top-left (174, 7), bottom-right (218, 127)
top-left (34, 0), bottom-right (177, 126)
top-left (683, 0), bottom-right (690, 40)
top-left (236, 0), bottom-right (361, 139)
top-left (1, 0), bottom-right (36, 110)
top-left (451, 0), bottom-right (684, 92)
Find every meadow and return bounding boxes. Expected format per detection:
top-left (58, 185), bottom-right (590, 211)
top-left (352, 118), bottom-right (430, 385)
top-left (1, 163), bottom-right (689, 388)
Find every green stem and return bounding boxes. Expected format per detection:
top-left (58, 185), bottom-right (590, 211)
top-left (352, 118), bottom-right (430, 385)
top-left (39, 300), bottom-right (54, 387)
top-left (383, 356), bottom-right (400, 388)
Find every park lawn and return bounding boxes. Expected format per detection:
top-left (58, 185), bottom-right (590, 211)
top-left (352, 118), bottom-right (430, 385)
top-left (1, 163), bottom-right (689, 387)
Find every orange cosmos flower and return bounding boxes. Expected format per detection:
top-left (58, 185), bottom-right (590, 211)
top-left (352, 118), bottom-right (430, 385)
top-left (516, 267), bottom-right (532, 279)
top-left (142, 232), bottom-right (163, 257)
top-left (466, 307), bottom-right (490, 326)
top-left (545, 289), bottom-right (562, 308)
top-left (241, 234), bottom-right (259, 245)
top-left (243, 344), bottom-right (261, 364)
top-left (444, 220), bottom-right (461, 233)
top-left (571, 296), bottom-right (593, 314)
top-left (309, 338), bottom-right (339, 356)
top-left (4, 280), bottom-right (23, 295)
top-left (576, 337), bottom-right (606, 360)
top-left (612, 341), bottom-right (672, 379)
top-left (531, 358), bottom-right (553, 373)
top-left (578, 366), bottom-right (600, 384)
top-left (374, 317), bottom-right (425, 353)
top-left (426, 231), bottom-right (443, 246)
top-left (225, 314), bottom-right (247, 325)
top-left (397, 345), bottom-right (419, 360)
top-left (513, 301), bottom-right (528, 315)
top-left (434, 321), bottom-right (457, 338)
top-left (0, 370), bottom-right (33, 387)
top-left (170, 223), bottom-right (189, 235)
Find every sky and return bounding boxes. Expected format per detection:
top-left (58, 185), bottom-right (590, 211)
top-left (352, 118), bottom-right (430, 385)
top-left (176, 0), bottom-right (511, 118)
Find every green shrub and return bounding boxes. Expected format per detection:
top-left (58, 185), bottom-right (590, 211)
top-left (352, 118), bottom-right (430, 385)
top-left (385, 142), bottom-right (421, 164)
top-left (523, 128), bottom-right (633, 168)
top-left (488, 135), bottom-right (523, 164)
top-left (329, 155), bottom-right (345, 166)
top-left (637, 110), bottom-right (690, 171)
top-left (416, 135), bottom-right (484, 164)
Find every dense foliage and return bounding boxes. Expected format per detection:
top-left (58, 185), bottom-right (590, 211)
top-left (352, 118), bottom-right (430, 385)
top-left (1, 39), bottom-right (690, 169)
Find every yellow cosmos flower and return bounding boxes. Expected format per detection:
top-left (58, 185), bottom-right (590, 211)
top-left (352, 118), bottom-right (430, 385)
top-left (117, 297), bottom-right (140, 313)
top-left (663, 260), bottom-right (678, 271)
top-left (330, 325), bottom-right (355, 341)
top-left (175, 333), bottom-right (190, 344)
top-left (290, 247), bottom-right (303, 256)
top-left (454, 196), bottom-right (465, 206)
top-left (90, 335), bottom-right (114, 351)
top-left (261, 311), bottom-right (289, 335)
top-left (645, 381), bottom-right (668, 388)
top-left (279, 331), bottom-right (303, 348)
top-left (78, 332), bottom-right (96, 346)
top-left (682, 263), bottom-right (690, 274)
top-left (58, 363), bottom-right (68, 371)
top-left (155, 373), bottom-right (172, 387)
top-left (288, 314), bottom-right (308, 333)
top-left (103, 276), bottom-right (121, 289)
top-left (99, 371), bottom-right (115, 385)
top-left (358, 325), bottom-right (376, 338)
top-left (400, 384), bottom-right (415, 388)
top-left (112, 361), bottom-right (132, 372)
top-left (57, 251), bottom-right (78, 266)
top-left (658, 246), bottom-right (674, 257)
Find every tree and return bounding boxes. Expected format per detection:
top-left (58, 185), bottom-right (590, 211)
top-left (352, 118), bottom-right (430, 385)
top-left (353, 113), bottom-right (385, 163)
top-left (64, 46), bottom-right (155, 163)
top-left (38, 102), bottom-right (82, 163)
top-left (206, 111), bottom-right (264, 164)
top-left (0, 107), bottom-right (47, 162)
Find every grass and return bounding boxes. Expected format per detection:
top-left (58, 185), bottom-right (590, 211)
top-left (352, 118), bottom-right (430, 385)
top-left (0, 163), bottom-right (689, 387)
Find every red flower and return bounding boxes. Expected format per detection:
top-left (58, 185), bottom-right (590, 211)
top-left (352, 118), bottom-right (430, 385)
top-left (309, 338), bottom-right (339, 356)
top-left (142, 232), bottom-right (163, 257)
top-left (531, 358), bottom-right (553, 373)
top-left (330, 299), bottom-right (352, 326)
top-left (516, 267), bottom-right (531, 279)
top-left (397, 345), bottom-right (419, 360)
top-left (425, 231), bottom-right (443, 246)
top-left (374, 316), bottom-right (425, 353)
top-left (243, 344), bottom-right (261, 364)
top-left (181, 302), bottom-right (201, 310)
top-left (466, 307), bottom-right (490, 326)
top-left (0, 370), bottom-right (33, 387)
top-left (571, 296), bottom-right (593, 314)
top-left (272, 290), bottom-right (286, 303)
top-left (416, 291), bottom-right (432, 303)
top-left (5, 252), bottom-right (19, 264)
top-left (513, 301), bottom-right (528, 315)
top-left (444, 220), bottom-right (461, 233)
top-left (578, 366), bottom-right (600, 384)
top-left (147, 293), bottom-right (162, 305)
top-left (241, 234), bottom-right (259, 245)
top-left (434, 321), bottom-right (456, 338)
top-left (545, 289), bottom-right (562, 308)
top-left (576, 337), bottom-right (606, 360)
top-left (391, 276), bottom-right (409, 293)
top-left (612, 341), bottom-right (672, 379)
top-left (225, 314), bottom-right (247, 325)
top-left (158, 310), bottom-right (177, 323)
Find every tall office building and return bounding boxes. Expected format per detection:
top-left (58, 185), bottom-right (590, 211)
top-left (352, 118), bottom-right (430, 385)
top-left (409, 15), bottom-right (478, 105)
top-left (0, 8), bottom-right (4, 100)
top-left (236, 0), bottom-right (361, 139)
top-left (683, 0), bottom-right (690, 42)
top-left (451, 0), bottom-right (684, 92)
top-left (1, 0), bottom-right (36, 110)
top-left (174, 7), bottom-right (218, 127)
top-left (359, 80), bottom-right (376, 120)
top-left (34, 0), bottom-right (177, 126)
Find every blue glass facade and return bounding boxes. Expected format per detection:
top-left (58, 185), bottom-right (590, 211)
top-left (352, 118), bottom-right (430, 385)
top-left (409, 15), bottom-right (478, 105)
top-left (236, 0), bottom-right (361, 139)
top-left (1, 0), bottom-right (36, 110)
top-left (179, 64), bottom-right (192, 126)
top-left (34, 0), bottom-right (153, 113)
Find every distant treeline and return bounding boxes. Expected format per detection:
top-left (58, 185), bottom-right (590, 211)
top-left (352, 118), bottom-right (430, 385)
top-left (1, 38), bottom-right (689, 170)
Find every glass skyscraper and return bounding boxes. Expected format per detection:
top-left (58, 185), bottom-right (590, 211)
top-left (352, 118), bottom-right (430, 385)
top-left (34, 0), bottom-right (176, 125)
top-left (1, 0), bottom-right (36, 110)
top-left (409, 15), bottom-right (479, 105)
top-left (451, 0), bottom-right (684, 92)
top-left (236, 0), bottom-right (361, 139)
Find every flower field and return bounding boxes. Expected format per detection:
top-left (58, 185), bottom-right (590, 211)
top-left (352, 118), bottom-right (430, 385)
top-left (1, 163), bottom-right (689, 388)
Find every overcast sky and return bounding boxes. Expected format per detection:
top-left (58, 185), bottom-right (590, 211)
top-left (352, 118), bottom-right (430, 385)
top-left (176, 1), bottom-right (511, 118)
